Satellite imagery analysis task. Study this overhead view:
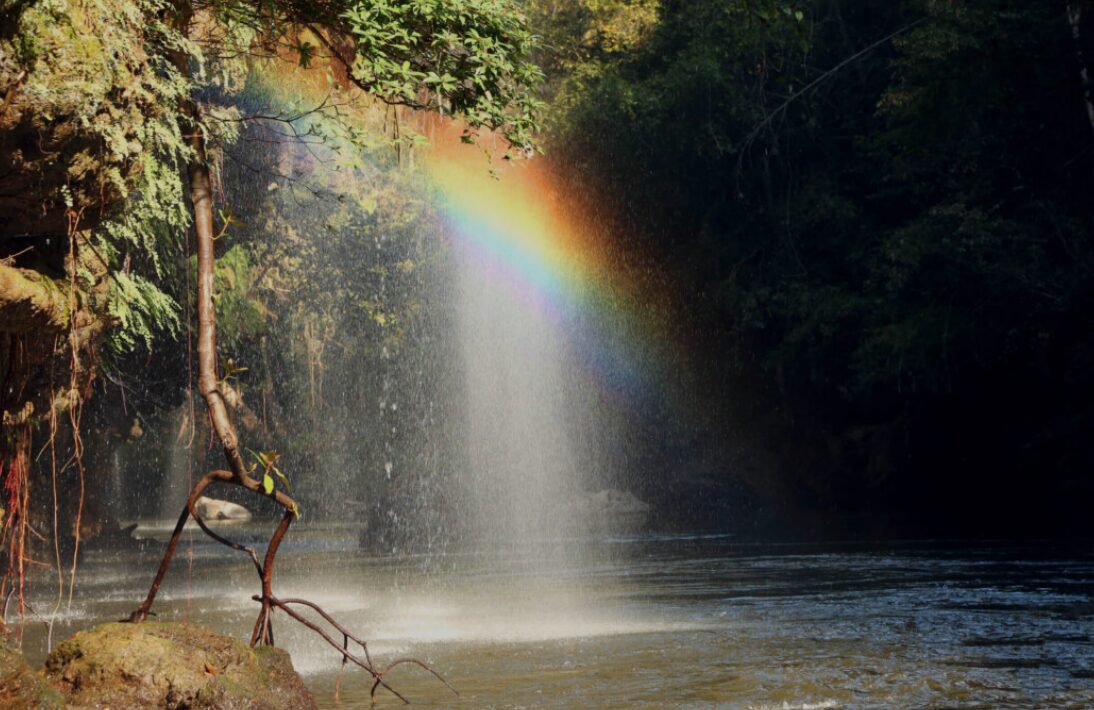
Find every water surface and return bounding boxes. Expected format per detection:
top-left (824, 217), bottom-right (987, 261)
top-left (19, 527), bottom-right (1094, 708)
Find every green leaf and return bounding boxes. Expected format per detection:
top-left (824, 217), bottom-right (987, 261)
top-left (273, 467), bottom-right (292, 493)
top-left (263, 473), bottom-right (274, 495)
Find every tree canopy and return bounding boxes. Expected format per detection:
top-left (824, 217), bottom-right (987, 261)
top-left (538, 0), bottom-right (1094, 520)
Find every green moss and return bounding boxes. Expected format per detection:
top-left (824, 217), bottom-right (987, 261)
top-left (43, 621), bottom-right (316, 710)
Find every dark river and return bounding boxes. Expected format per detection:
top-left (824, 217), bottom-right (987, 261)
top-left (18, 525), bottom-right (1094, 708)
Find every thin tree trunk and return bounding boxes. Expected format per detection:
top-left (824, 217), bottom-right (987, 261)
top-left (129, 4), bottom-right (291, 629)
top-left (1068, 3), bottom-right (1094, 140)
top-left (169, 17), bottom-right (247, 480)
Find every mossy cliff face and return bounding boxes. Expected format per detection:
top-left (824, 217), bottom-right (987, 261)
top-left (0, 0), bottom-right (176, 239)
top-left (42, 622), bottom-right (317, 710)
top-left (1, 0), bottom-right (187, 531)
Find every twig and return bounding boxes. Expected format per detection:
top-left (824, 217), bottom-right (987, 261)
top-left (189, 510), bottom-right (264, 579)
top-left (738, 18), bottom-right (927, 164)
top-left (373, 658), bottom-right (459, 700)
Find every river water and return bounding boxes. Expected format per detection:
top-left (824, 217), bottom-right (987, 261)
top-left (18, 525), bottom-right (1094, 708)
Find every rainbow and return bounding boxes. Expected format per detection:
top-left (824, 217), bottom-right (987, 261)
top-left (419, 121), bottom-right (673, 407)
top-left (245, 54), bottom-right (678, 408)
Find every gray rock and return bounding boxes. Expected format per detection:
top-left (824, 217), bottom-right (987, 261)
top-left (194, 496), bottom-right (252, 522)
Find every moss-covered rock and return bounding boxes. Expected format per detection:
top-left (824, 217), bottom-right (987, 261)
top-left (43, 621), bottom-right (317, 710)
top-left (0, 643), bottom-right (64, 709)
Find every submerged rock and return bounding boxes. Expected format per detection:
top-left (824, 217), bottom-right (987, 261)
top-left (195, 496), bottom-right (252, 522)
top-left (44, 622), bottom-right (315, 709)
top-left (0, 643), bottom-right (63, 709)
top-left (80, 522), bottom-right (142, 552)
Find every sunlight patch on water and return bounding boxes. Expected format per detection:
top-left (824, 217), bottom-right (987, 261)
top-left (285, 611), bottom-right (699, 676)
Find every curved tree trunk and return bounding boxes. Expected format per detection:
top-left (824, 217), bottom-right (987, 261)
top-left (128, 5), bottom-right (295, 631)
top-left (128, 16), bottom-right (455, 700)
top-left (177, 88), bottom-right (249, 480)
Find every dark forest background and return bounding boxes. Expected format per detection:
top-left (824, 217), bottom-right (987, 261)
top-left (533, 0), bottom-right (1094, 535)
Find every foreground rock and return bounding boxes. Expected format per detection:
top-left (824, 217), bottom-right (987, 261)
top-left (0, 643), bottom-right (63, 709)
top-left (44, 622), bottom-right (315, 710)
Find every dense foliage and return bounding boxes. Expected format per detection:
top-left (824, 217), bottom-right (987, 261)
top-left (0, 0), bottom-right (193, 354)
top-left (539, 0), bottom-right (1094, 524)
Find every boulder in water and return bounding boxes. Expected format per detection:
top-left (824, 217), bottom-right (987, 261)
top-left (44, 621), bottom-right (315, 709)
top-left (194, 496), bottom-right (252, 522)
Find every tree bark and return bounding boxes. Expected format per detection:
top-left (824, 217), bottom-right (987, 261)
top-left (169, 24), bottom-right (248, 481)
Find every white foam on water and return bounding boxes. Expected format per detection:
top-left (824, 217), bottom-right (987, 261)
top-left (284, 602), bottom-right (698, 675)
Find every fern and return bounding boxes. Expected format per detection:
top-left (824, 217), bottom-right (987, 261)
top-left (106, 271), bottom-right (181, 352)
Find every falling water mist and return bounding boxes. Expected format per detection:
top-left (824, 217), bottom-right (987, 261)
top-left (453, 240), bottom-right (588, 564)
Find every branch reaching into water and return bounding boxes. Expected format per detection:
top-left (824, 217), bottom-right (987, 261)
top-left (127, 469), bottom-right (454, 702)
